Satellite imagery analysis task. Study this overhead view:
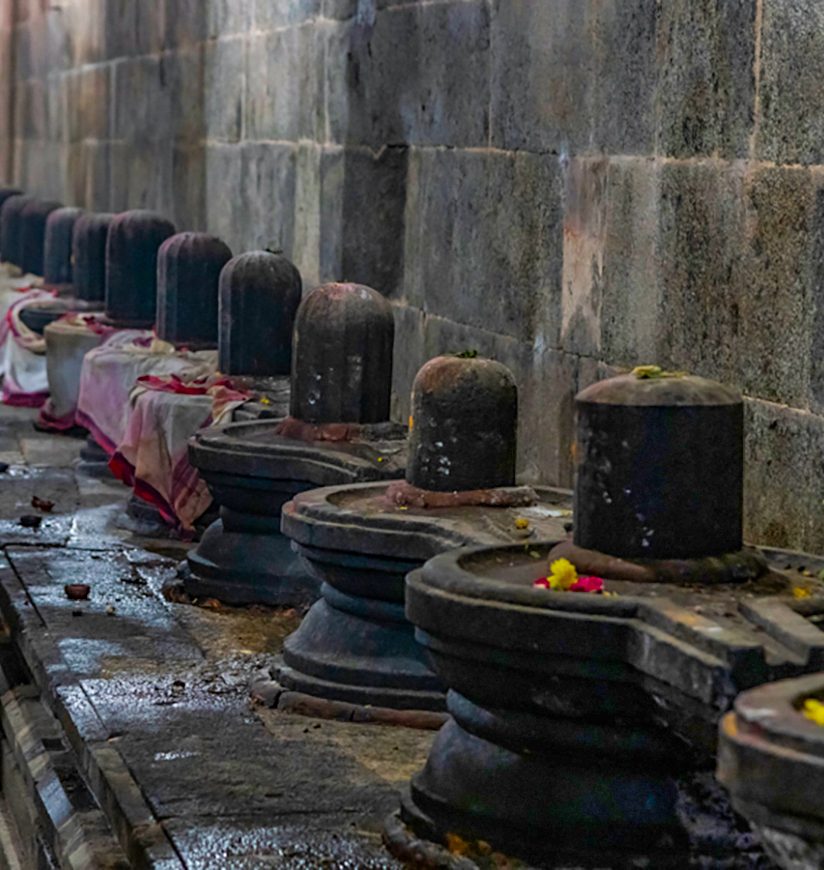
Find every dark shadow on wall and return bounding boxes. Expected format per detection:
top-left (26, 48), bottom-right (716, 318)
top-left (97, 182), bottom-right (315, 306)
top-left (332, 0), bottom-right (409, 298)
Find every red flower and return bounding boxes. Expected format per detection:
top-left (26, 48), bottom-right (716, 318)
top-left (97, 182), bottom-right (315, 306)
top-left (532, 577), bottom-right (550, 589)
top-left (569, 575), bottom-right (604, 593)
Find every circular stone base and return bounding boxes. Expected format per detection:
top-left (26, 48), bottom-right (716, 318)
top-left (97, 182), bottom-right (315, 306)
top-left (549, 539), bottom-right (769, 585)
top-left (184, 518), bottom-right (320, 607)
top-left (396, 714), bottom-right (769, 870)
top-left (123, 494), bottom-right (173, 537)
top-left (275, 655), bottom-right (446, 716)
top-left (77, 437), bottom-right (113, 478)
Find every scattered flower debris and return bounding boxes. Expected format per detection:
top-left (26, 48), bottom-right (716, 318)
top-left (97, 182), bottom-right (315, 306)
top-left (31, 495), bottom-right (54, 512)
top-left (19, 514), bottom-right (42, 528)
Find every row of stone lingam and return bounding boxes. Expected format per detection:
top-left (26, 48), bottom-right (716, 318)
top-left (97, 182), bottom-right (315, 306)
top-left (1, 189), bottom-right (823, 868)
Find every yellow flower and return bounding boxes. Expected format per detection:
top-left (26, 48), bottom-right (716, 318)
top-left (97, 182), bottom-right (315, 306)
top-left (547, 558), bottom-right (578, 591)
top-left (514, 517), bottom-right (529, 530)
top-left (631, 365), bottom-right (687, 380)
top-left (259, 396), bottom-right (271, 405)
top-left (803, 698), bottom-right (824, 727)
top-left (794, 586), bottom-right (812, 599)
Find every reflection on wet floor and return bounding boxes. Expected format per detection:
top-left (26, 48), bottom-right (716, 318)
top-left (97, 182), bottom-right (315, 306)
top-left (0, 405), bottom-right (434, 867)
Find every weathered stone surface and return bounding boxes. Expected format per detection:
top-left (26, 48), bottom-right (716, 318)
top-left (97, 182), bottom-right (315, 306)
top-left (0, 193), bottom-right (33, 266)
top-left (104, 209), bottom-right (176, 327)
top-left (246, 27), bottom-right (321, 143)
top-left (5, 0), bottom-right (824, 551)
top-left (43, 206), bottom-right (84, 285)
top-left (403, 147), bottom-right (563, 342)
top-left (73, 211), bottom-right (114, 302)
top-left (218, 251), bottom-right (302, 377)
top-left (325, 1), bottom-right (490, 148)
top-left (156, 231), bottom-right (233, 348)
top-left (290, 282), bottom-right (394, 424)
top-left (759, 0), bottom-right (824, 165)
top-left (20, 198), bottom-right (62, 276)
top-left (406, 356), bottom-right (518, 492)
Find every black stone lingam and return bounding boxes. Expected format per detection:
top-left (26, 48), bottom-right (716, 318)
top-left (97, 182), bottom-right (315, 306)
top-left (0, 194), bottom-right (34, 268)
top-left (275, 356), bottom-right (572, 721)
top-left (550, 372), bottom-right (766, 582)
top-left (156, 232), bottom-right (232, 349)
top-left (104, 210), bottom-right (176, 328)
top-left (219, 251), bottom-right (302, 379)
top-left (0, 188), bottom-right (22, 223)
top-left (19, 207), bottom-right (86, 334)
top-left (387, 371), bottom-right (824, 868)
top-left (20, 199), bottom-right (63, 277)
top-left (185, 282), bottom-right (405, 607)
top-left (43, 207), bottom-right (84, 288)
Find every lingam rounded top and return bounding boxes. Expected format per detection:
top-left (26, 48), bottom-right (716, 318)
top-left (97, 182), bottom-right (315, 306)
top-left (0, 188), bottom-right (22, 212)
top-left (43, 207), bottom-right (85, 286)
top-left (105, 210), bottom-right (176, 327)
top-left (0, 194), bottom-right (33, 266)
top-left (73, 213), bottom-right (114, 302)
top-left (156, 232), bottom-right (232, 348)
top-left (573, 368), bottom-right (743, 561)
top-left (290, 282), bottom-right (394, 424)
top-left (20, 199), bottom-right (62, 276)
top-left (219, 251), bottom-right (303, 377)
top-left (406, 355), bottom-right (518, 492)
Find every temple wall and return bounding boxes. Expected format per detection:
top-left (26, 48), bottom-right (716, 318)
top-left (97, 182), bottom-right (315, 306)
top-left (2, 0), bottom-right (824, 550)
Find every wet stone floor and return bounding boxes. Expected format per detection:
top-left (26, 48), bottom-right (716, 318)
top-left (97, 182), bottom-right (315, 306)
top-left (0, 405), bottom-right (433, 868)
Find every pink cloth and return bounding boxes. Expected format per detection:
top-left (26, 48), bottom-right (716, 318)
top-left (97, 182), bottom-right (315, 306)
top-left (1, 288), bottom-right (57, 407)
top-left (110, 373), bottom-right (250, 534)
top-left (75, 335), bottom-right (218, 457)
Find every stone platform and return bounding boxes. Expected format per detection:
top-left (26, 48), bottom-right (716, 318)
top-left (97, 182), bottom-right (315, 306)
top-left (0, 405), bottom-right (432, 868)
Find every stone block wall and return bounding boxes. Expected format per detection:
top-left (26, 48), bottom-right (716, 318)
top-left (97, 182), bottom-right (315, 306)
top-left (2, 0), bottom-right (823, 551)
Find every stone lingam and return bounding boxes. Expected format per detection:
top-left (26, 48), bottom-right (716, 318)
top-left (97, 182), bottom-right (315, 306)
top-left (0, 186), bottom-right (23, 270)
top-left (76, 229), bottom-right (225, 489)
top-left (0, 200), bottom-right (68, 404)
top-left (36, 213), bottom-right (115, 433)
top-left (0, 194), bottom-right (34, 272)
top-left (717, 588), bottom-right (824, 870)
top-left (108, 251), bottom-right (301, 536)
top-left (385, 369), bottom-right (824, 869)
top-left (19, 199), bottom-right (63, 278)
top-left (73, 211), bottom-right (178, 467)
top-left (184, 281), bottom-right (406, 607)
top-left (273, 355), bottom-right (572, 724)
top-left (17, 207), bottom-right (92, 335)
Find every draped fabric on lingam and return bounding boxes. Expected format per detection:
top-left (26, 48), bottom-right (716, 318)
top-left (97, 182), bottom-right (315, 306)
top-left (0, 199), bottom-right (65, 405)
top-left (37, 213), bottom-right (115, 433)
top-left (273, 355), bottom-right (571, 723)
top-left (109, 248), bottom-right (306, 536)
top-left (389, 368), bottom-right (824, 868)
top-left (74, 210), bottom-right (178, 468)
top-left (185, 281), bottom-right (405, 606)
top-left (3, 208), bottom-right (87, 406)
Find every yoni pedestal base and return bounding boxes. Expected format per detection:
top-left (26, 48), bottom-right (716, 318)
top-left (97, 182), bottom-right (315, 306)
top-left (392, 693), bottom-right (763, 869)
top-left (185, 512), bottom-right (318, 607)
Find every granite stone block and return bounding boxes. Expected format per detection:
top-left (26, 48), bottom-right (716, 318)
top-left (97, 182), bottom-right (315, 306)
top-left (403, 147), bottom-right (563, 343)
top-left (759, 0), bottom-right (824, 165)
